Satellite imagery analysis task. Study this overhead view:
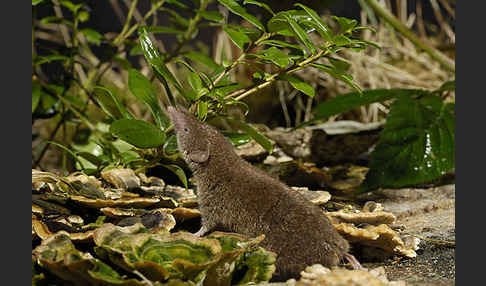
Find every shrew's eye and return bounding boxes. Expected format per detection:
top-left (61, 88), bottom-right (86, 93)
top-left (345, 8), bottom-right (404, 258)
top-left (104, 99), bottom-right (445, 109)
top-left (184, 128), bottom-right (188, 132)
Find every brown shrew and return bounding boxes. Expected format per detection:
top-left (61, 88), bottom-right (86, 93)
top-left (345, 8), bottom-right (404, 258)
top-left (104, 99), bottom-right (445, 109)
top-left (167, 106), bottom-right (361, 280)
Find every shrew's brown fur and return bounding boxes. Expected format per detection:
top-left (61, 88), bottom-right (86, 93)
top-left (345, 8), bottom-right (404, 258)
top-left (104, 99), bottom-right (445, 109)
top-left (167, 106), bottom-right (350, 280)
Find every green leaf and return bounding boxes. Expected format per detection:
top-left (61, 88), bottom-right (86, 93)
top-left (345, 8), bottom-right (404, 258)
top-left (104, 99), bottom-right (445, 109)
top-left (128, 69), bottom-right (169, 129)
top-left (217, 0), bottom-right (265, 31)
top-left (295, 3), bottom-right (331, 41)
top-left (222, 132), bottom-right (251, 146)
top-left (141, 26), bottom-right (185, 34)
top-left (78, 10), bottom-right (90, 22)
top-left (198, 10), bottom-right (224, 22)
top-left (59, 1), bottom-right (82, 13)
top-left (184, 51), bottom-right (221, 70)
top-left (279, 74), bottom-right (315, 97)
top-left (227, 118), bottom-right (273, 153)
top-left (255, 47), bottom-right (292, 68)
top-left (34, 55), bottom-right (70, 66)
top-left (32, 82), bottom-right (41, 113)
top-left (308, 88), bottom-right (426, 125)
top-left (283, 14), bottom-right (316, 54)
top-left (163, 134), bottom-right (179, 155)
top-left (359, 95), bottom-right (455, 193)
top-left (93, 86), bottom-right (133, 120)
top-left (332, 16), bottom-right (358, 34)
top-left (243, 0), bottom-right (275, 15)
top-left (223, 27), bottom-right (251, 50)
top-left (188, 71), bottom-right (203, 91)
top-left (80, 28), bottom-right (102, 45)
top-left (39, 16), bottom-right (73, 26)
top-left (197, 101), bottom-right (208, 120)
top-left (267, 10), bottom-right (315, 37)
top-left (158, 164), bottom-right (188, 188)
top-left (138, 28), bottom-right (184, 97)
top-left (32, 0), bottom-right (44, 5)
top-left (259, 39), bottom-right (304, 53)
top-left (311, 63), bottom-right (361, 93)
top-left (110, 119), bottom-right (166, 148)
top-left (46, 141), bottom-right (85, 170)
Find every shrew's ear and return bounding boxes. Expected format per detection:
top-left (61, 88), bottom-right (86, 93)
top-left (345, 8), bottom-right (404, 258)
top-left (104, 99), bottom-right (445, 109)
top-left (188, 149), bottom-right (209, 163)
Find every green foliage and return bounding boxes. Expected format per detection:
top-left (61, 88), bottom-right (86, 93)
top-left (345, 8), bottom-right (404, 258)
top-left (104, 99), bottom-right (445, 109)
top-left (32, 0), bottom-right (380, 188)
top-left (358, 93), bottom-right (455, 193)
top-left (303, 83), bottom-right (455, 193)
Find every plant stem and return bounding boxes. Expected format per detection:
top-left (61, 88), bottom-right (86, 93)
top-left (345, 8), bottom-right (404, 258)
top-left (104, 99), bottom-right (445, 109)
top-left (213, 32), bottom-right (275, 87)
top-left (227, 49), bottom-right (328, 101)
top-left (114, 0), bottom-right (139, 46)
top-left (114, 0), bottom-right (165, 46)
top-left (362, 0), bottom-right (455, 72)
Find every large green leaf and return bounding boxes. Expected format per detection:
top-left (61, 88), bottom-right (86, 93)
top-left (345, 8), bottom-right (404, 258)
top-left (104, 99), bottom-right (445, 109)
top-left (267, 10), bottom-right (315, 37)
top-left (138, 28), bottom-right (184, 97)
top-left (294, 3), bottom-right (331, 41)
top-left (158, 164), bottom-right (188, 188)
top-left (128, 69), bottom-right (169, 129)
top-left (283, 14), bottom-right (316, 54)
top-left (217, 0), bottom-right (265, 31)
top-left (226, 118), bottom-right (273, 153)
top-left (243, 0), bottom-right (275, 15)
top-left (278, 74), bottom-right (315, 97)
top-left (359, 95), bottom-right (455, 193)
top-left (93, 86), bottom-right (133, 120)
top-left (255, 47), bottom-right (292, 68)
top-left (110, 119), bottom-right (166, 148)
top-left (223, 27), bottom-right (251, 50)
top-left (184, 51), bottom-right (221, 70)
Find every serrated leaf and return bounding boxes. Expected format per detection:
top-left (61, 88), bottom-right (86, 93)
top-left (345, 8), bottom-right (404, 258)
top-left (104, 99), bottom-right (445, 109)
top-left (295, 3), bottom-right (331, 41)
top-left (110, 119), bottom-right (166, 148)
top-left (279, 74), bottom-right (315, 97)
top-left (128, 69), bottom-right (169, 129)
top-left (223, 27), bottom-right (251, 50)
top-left (217, 0), bottom-right (265, 31)
top-left (227, 118), bottom-right (273, 153)
top-left (32, 81), bottom-right (41, 113)
top-left (359, 95), bottom-right (455, 193)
